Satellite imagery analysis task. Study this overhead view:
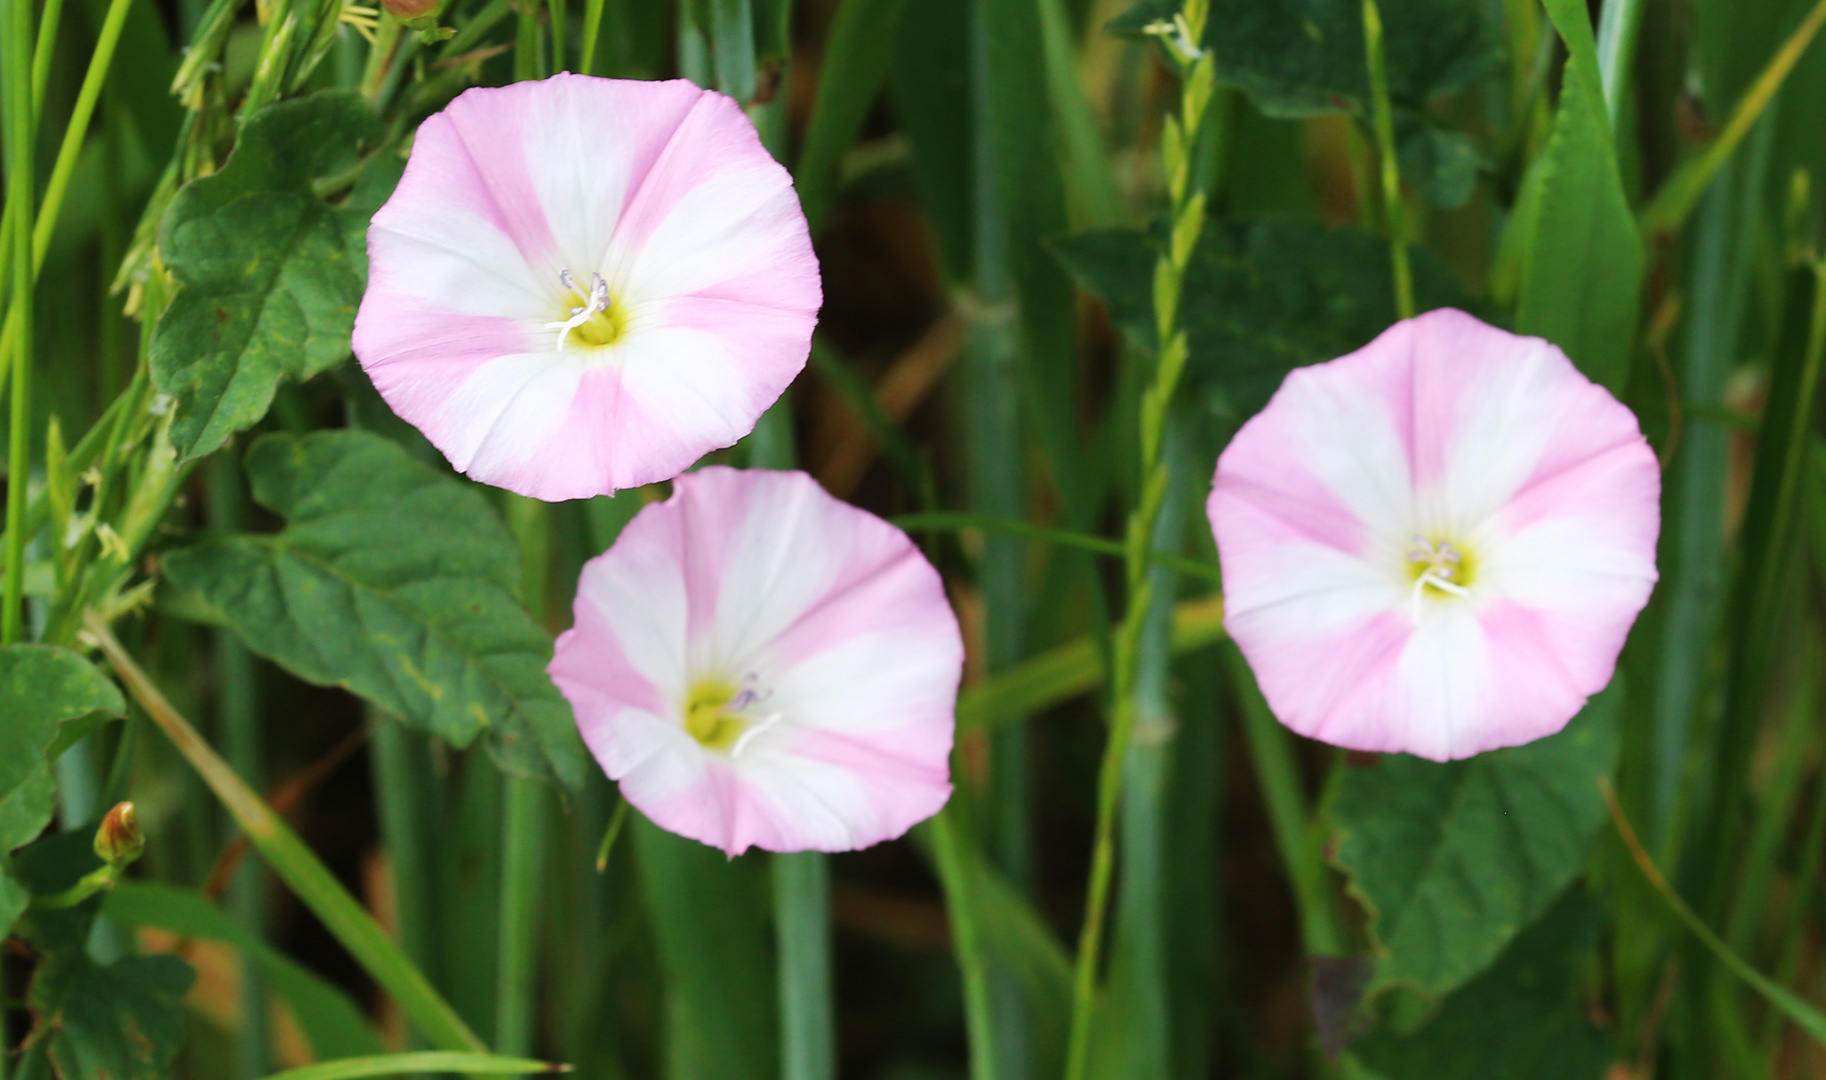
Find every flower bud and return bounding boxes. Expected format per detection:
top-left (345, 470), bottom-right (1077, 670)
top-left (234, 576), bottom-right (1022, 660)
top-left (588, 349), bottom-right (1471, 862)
top-left (94, 802), bottom-right (145, 868)
top-left (380, 0), bottom-right (442, 26)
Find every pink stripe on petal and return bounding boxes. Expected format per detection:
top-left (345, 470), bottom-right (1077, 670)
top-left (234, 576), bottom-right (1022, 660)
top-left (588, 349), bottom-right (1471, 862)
top-left (439, 89), bottom-right (564, 270)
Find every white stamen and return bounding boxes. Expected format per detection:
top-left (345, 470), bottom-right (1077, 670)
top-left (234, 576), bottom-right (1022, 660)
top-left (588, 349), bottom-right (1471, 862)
top-left (730, 711), bottom-right (784, 758)
top-left (545, 270), bottom-right (611, 350)
top-left (1406, 537), bottom-right (1471, 620)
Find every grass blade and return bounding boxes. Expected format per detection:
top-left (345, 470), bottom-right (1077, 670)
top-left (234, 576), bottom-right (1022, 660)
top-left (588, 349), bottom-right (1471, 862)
top-left (255, 1053), bottom-right (568, 1079)
top-left (1606, 781), bottom-right (1826, 1047)
top-left (87, 615), bottom-right (488, 1054)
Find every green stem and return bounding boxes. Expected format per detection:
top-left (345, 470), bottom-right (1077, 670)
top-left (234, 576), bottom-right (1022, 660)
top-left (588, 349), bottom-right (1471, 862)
top-left (1607, 782), bottom-right (1826, 1047)
top-left (2, 0), bottom-right (36, 645)
top-left (0, 0), bottom-right (138, 396)
top-left (892, 512), bottom-right (1221, 583)
top-left (546, 0), bottom-right (562, 73)
top-left (1593, 0), bottom-right (1645, 130)
top-left (1638, 0), bottom-right (1826, 238)
top-left (254, 1053), bottom-right (566, 1079)
top-left (499, 493), bottom-right (552, 1056)
top-left (774, 852), bottom-right (835, 1080)
top-left (576, 0), bottom-right (602, 74)
top-left (88, 615), bottom-right (487, 1054)
top-left (514, 0), bottom-right (541, 81)
top-left (1062, 3), bottom-right (1212, 1075)
top-left (1225, 647), bottom-right (1343, 956)
top-left (929, 808), bottom-right (999, 1080)
top-left (1361, 0), bottom-right (1412, 321)
top-left (495, 778), bottom-right (546, 1057)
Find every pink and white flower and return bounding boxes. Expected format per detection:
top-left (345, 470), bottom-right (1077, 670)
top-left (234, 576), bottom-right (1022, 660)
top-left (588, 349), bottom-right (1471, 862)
top-left (549, 467), bottom-right (960, 855)
top-left (1208, 308), bottom-right (1660, 761)
top-left (354, 74), bottom-right (820, 501)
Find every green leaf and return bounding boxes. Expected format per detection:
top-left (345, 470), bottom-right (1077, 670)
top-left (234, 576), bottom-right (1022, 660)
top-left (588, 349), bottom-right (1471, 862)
top-left (0, 646), bottom-right (125, 855)
top-left (27, 950), bottom-right (195, 1080)
top-left (630, 814), bottom-right (778, 1080)
top-left (1507, 59), bottom-right (1644, 392)
top-left (150, 90), bottom-right (386, 460)
top-left (1330, 682), bottom-right (1622, 1000)
top-left (1347, 889), bottom-right (1611, 1080)
top-left (161, 430), bottom-right (587, 790)
top-left (103, 882), bottom-right (386, 1061)
top-left (1051, 218), bottom-right (1473, 422)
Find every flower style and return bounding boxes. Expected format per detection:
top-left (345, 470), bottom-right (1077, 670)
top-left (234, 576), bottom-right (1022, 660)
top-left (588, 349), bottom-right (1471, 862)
top-left (1208, 309), bottom-right (1660, 761)
top-left (354, 74), bottom-right (820, 501)
top-left (549, 467), bottom-right (961, 855)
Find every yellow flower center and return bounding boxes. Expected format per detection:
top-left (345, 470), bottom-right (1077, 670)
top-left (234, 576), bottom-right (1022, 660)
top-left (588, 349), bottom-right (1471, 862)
top-left (684, 679), bottom-right (746, 751)
top-left (1406, 536), bottom-right (1477, 593)
top-left (682, 675), bottom-right (780, 754)
top-left (547, 270), bottom-right (629, 351)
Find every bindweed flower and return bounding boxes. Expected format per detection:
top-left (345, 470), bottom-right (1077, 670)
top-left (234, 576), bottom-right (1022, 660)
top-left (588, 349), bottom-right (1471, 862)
top-left (1208, 309), bottom-right (1660, 761)
top-left (549, 467), bottom-right (961, 855)
top-left (354, 75), bottom-right (820, 501)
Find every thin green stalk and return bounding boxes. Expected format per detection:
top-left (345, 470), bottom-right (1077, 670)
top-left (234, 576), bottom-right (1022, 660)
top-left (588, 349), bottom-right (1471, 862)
top-left (1607, 783), bottom-right (1826, 1047)
top-left (577, 0), bottom-right (602, 73)
top-left (499, 494), bottom-right (552, 1057)
top-left (1225, 647), bottom-right (1344, 956)
top-left (1639, 0), bottom-right (1826, 238)
top-left (515, 0), bottom-right (542, 81)
top-left (1362, 0), bottom-right (1412, 320)
top-left (496, 778), bottom-right (546, 1057)
top-left (546, 0), bottom-right (562, 74)
top-left (891, 512), bottom-right (1222, 583)
top-left (1062, 4), bottom-right (1212, 1076)
top-left (774, 853), bottom-right (835, 1080)
top-left (1763, 742), bottom-right (1826, 1050)
top-left (88, 615), bottom-right (488, 1054)
top-left (2, 0), bottom-right (36, 645)
top-left (254, 1053), bottom-right (567, 1079)
top-left (27, 0), bottom-right (62, 119)
top-left (929, 807), bottom-right (999, 1080)
top-left (1698, 262), bottom-right (1826, 927)
top-left (1594, 0), bottom-right (1645, 130)
top-left (956, 595), bottom-right (1226, 736)
top-left (209, 455), bottom-right (267, 1079)
top-left (0, 0), bottom-right (137, 393)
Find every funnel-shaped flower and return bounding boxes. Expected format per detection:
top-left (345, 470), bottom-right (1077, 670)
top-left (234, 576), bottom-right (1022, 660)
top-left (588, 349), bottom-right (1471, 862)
top-left (354, 74), bottom-right (820, 500)
top-left (1209, 309), bottom-right (1660, 761)
top-left (549, 467), bottom-right (960, 855)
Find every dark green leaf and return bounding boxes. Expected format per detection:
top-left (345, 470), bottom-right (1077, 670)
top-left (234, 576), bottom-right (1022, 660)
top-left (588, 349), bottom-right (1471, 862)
top-left (161, 431), bottom-right (587, 790)
top-left (1051, 218), bottom-right (1472, 422)
top-left (631, 814), bottom-right (778, 1080)
top-left (27, 950), bottom-right (194, 1080)
top-left (150, 91), bottom-right (386, 460)
top-left (1348, 890), bottom-right (1611, 1080)
top-left (0, 647), bottom-right (125, 855)
top-left (104, 882), bottom-right (386, 1061)
top-left (1330, 683), bottom-right (1621, 1000)
top-left (887, 0), bottom-right (973, 282)
top-left (1396, 119), bottom-right (1483, 210)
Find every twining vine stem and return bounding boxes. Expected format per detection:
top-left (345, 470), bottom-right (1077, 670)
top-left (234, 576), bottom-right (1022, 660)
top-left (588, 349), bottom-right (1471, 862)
top-left (1061, 3), bottom-right (1213, 1075)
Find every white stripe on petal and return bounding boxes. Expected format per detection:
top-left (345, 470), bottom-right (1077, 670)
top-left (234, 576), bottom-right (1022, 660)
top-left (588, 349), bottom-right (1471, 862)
top-left (435, 351), bottom-right (583, 476)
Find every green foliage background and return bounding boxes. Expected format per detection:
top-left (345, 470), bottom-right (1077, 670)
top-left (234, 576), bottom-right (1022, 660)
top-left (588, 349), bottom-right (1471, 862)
top-left (1, 0), bottom-right (1825, 1077)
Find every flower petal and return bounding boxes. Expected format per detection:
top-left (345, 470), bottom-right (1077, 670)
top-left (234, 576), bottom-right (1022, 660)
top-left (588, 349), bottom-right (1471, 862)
top-left (1211, 308), bottom-right (1660, 761)
top-left (549, 467), bottom-right (960, 855)
top-left (355, 74), bottom-right (820, 501)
